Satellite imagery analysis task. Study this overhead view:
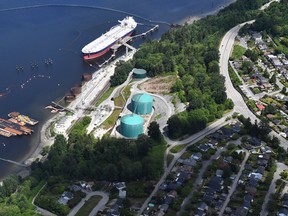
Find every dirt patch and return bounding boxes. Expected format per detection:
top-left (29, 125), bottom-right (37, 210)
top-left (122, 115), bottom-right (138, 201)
top-left (139, 75), bottom-right (176, 93)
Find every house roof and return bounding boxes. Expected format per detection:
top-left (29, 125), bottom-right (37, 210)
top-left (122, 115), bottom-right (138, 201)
top-left (256, 103), bottom-right (265, 111)
top-left (159, 204), bottom-right (169, 212)
top-left (199, 144), bottom-right (210, 152)
top-left (216, 169), bottom-right (224, 177)
top-left (197, 202), bottom-right (208, 211)
top-left (234, 206), bottom-right (248, 216)
top-left (208, 176), bottom-right (223, 192)
top-left (164, 196), bottom-right (173, 205)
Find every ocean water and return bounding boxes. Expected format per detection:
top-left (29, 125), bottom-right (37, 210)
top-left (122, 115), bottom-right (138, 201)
top-left (0, 0), bottom-right (234, 179)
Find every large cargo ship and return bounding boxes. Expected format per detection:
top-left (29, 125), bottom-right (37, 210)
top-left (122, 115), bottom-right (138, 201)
top-left (8, 112), bottom-right (38, 126)
top-left (82, 16), bottom-right (137, 60)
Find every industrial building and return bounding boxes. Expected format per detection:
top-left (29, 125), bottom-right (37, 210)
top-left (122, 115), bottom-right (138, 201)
top-left (133, 68), bottom-right (147, 79)
top-left (120, 114), bottom-right (144, 138)
top-left (131, 93), bottom-right (153, 115)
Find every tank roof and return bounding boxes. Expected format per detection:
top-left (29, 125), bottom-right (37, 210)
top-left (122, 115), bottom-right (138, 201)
top-left (133, 68), bottom-right (147, 74)
top-left (132, 93), bottom-right (153, 103)
top-left (121, 114), bottom-right (144, 125)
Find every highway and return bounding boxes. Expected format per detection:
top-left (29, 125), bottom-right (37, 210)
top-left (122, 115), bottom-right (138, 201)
top-left (219, 20), bottom-right (288, 149)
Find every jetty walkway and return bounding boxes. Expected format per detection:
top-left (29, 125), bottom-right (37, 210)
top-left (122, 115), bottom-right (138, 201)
top-left (0, 157), bottom-right (28, 167)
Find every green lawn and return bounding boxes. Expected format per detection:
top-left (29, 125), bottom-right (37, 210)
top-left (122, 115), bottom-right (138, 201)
top-left (170, 144), bottom-right (186, 154)
top-left (167, 154), bottom-right (174, 166)
top-left (231, 44), bottom-right (246, 60)
top-left (95, 87), bottom-right (116, 107)
top-left (122, 84), bottom-right (132, 101)
top-left (114, 95), bottom-right (125, 107)
top-left (75, 195), bottom-right (102, 216)
top-left (102, 108), bottom-right (122, 129)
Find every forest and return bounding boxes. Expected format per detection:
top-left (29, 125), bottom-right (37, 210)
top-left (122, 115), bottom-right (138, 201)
top-left (131, 0), bottom-right (269, 138)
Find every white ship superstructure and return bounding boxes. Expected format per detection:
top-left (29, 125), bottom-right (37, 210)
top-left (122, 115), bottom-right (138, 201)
top-left (82, 16), bottom-right (137, 60)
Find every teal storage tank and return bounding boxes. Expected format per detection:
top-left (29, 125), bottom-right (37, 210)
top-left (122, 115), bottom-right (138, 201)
top-left (131, 93), bottom-right (153, 115)
top-left (133, 68), bottom-right (147, 79)
top-left (120, 114), bottom-right (144, 138)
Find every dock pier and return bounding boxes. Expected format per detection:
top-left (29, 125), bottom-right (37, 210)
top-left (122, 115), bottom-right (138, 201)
top-left (0, 157), bottom-right (28, 167)
top-left (51, 101), bottom-right (75, 113)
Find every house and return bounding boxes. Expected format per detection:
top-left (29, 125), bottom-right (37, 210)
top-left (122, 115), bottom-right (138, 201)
top-left (244, 194), bottom-right (253, 204)
top-left (208, 176), bottom-right (223, 192)
top-left (115, 182), bottom-right (126, 190)
top-left (208, 139), bottom-right (218, 147)
top-left (257, 158), bottom-right (268, 167)
top-left (249, 172), bottom-right (263, 181)
top-left (282, 193), bottom-right (288, 200)
top-left (216, 169), bottom-right (224, 178)
top-left (247, 137), bottom-right (261, 147)
top-left (202, 194), bottom-right (214, 205)
top-left (167, 183), bottom-right (180, 190)
top-left (252, 32), bottom-right (262, 43)
top-left (197, 202), bottom-right (208, 211)
top-left (198, 144), bottom-right (211, 152)
top-left (245, 186), bottom-right (257, 195)
top-left (260, 146), bottom-right (272, 154)
top-left (256, 103), bottom-right (265, 111)
top-left (224, 156), bottom-right (233, 164)
top-left (192, 152), bottom-right (202, 161)
top-left (258, 42), bottom-right (268, 51)
top-left (203, 188), bottom-right (216, 205)
top-left (233, 206), bottom-right (248, 216)
top-left (183, 159), bottom-right (197, 167)
top-left (119, 190), bottom-right (126, 198)
top-left (278, 207), bottom-right (288, 216)
top-left (215, 200), bottom-right (224, 210)
top-left (163, 196), bottom-right (174, 205)
top-left (58, 191), bottom-right (74, 205)
top-left (256, 166), bottom-right (265, 175)
top-left (167, 190), bottom-right (177, 198)
top-left (159, 183), bottom-right (168, 190)
top-left (159, 204), bottom-right (169, 212)
top-left (219, 127), bottom-right (234, 138)
top-left (195, 209), bottom-right (206, 216)
top-left (282, 200), bottom-right (288, 208)
top-left (70, 185), bottom-right (82, 192)
top-left (232, 122), bottom-right (242, 133)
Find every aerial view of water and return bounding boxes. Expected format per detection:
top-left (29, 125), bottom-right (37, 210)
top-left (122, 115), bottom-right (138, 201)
top-left (0, 0), bottom-right (234, 179)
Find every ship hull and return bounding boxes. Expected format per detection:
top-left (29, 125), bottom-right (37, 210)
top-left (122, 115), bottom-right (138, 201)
top-left (83, 30), bottom-right (134, 60)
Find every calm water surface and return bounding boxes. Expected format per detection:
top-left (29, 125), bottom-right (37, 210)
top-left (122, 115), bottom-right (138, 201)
top-left (0, 0), bottom-right (234, 179)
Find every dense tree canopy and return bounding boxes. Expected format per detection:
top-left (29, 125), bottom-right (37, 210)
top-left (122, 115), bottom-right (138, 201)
top-left (133, 0), bottom-right (268, 138)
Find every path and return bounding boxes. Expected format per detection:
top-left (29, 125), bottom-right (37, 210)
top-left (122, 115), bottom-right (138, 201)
top-left (177, 147), bottom-right (227, 215)
top-left (32, 183), bottom-right (57, 216)
top-left (68, 191), bottom-right (109, 216)
top-left (260, 162), bottom-right (288, 216)
top-left (218, 150), bottom-right (250, 215)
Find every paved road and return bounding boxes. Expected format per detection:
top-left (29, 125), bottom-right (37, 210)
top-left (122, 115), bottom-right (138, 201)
top-left (177, 147), bottom-right (228, 215)
top-left (219, 20), bottom-right (258, 123)
top-left (68, 191), bottom-right (109, 216)
top-left (218, 150), bottom-right (250, 215)
top-left (219, 19), bottom-right (288, 149)
top-left (260, 162), bottom-right (288, 216)
top-left (137, 115), bottom-right (233, 215)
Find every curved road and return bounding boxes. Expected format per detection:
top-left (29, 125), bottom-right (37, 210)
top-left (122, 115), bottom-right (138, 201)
top-left (219, 20), bottom-right (288, 149)
top-left (68, 191), bottom-right (109, 216)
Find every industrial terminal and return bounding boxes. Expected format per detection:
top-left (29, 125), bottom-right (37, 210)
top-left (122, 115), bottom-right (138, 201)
top-left (112, 92), bottom-right (154, 139)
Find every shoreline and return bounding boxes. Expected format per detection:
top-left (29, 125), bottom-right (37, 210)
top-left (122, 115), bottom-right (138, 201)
top-left (178, 0), bottom-right (236, 25)
top-left (8, 0), bottom-right (238, 181)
